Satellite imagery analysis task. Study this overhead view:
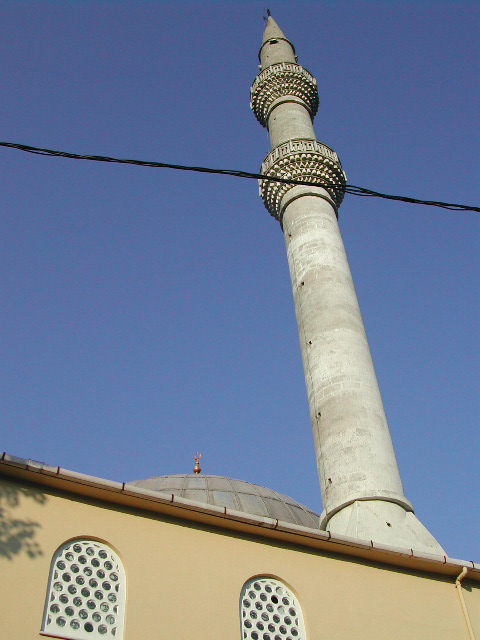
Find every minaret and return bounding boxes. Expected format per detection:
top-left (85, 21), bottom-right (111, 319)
top-left (251, 16), bottom-right (443, 553)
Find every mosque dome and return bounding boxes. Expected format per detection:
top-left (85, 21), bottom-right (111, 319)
top-left (130, 474), bottom-right (320, 529)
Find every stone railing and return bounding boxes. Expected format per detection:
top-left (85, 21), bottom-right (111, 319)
top-left (250, 62), bottom-right (319, 127)
top-left (259, 139), bottom-right (347, 221)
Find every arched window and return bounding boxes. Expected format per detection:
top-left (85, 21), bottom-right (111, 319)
top-left (41, 539), bottom-right (126, 639)
top-left (240, 577), bottom-right (306, 640)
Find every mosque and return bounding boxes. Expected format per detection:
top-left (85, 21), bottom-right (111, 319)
top-left (1, 15), bottom-right (478, 640)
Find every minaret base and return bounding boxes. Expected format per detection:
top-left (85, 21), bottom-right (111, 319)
top-left (322, 500), bottom-right (445, 555)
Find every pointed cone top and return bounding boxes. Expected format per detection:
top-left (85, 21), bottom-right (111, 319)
top-left (262, 15), bottom-right (287, 45)
top-left (258, 14), bottom-right (296, 66)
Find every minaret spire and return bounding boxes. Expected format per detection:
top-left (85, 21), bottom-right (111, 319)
top-left (262, 14), bottom-right (287, 44)
top-left (259, 15), bottom-right (296, 70)
top-left (251, 15), bottom-right (443, 553)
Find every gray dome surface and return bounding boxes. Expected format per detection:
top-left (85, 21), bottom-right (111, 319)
top-left (130, 474), bottom-right (320, 529)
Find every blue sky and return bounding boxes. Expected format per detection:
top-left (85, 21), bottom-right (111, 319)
top-left (1, 1), bottom-right (478, 561)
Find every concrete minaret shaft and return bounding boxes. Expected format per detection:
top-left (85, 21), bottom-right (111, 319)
top-left (252, 16), bottom-right (443, 553)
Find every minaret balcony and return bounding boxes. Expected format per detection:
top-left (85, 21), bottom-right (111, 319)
top-left (259, 139), bottom-right (347, 223)
top-left (250, 62), bottom-right (319, 127)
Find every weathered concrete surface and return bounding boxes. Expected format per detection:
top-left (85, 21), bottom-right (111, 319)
top-left (268, 102), bottom-right (315, 148)
top-left (281, 188), bottom-right (444, 552)
top-left (282, 190), bottom-right (406, 510)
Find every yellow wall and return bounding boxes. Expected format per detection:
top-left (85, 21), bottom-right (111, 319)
top-left (1, 477), bottom-right (478, 640)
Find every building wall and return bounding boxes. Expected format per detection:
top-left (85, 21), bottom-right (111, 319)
top-left (1, 476), bottom-right (477, 640)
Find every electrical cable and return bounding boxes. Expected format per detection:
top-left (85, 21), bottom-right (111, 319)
top-left (1, 141), bottom-right (478, 213)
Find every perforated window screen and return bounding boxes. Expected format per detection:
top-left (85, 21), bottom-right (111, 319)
top-left (41, 539), bottom-right (125, 639)
top-left (240, 577), bottom-right (306, 640)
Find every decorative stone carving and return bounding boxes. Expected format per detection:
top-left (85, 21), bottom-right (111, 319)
top-left (250, 62), bottom-right (319, 127)
top-left (259, 139), bottom-right (347, 221)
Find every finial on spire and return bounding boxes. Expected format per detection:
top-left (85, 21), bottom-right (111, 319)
top-left (193, 452), bottom-right (201, 475)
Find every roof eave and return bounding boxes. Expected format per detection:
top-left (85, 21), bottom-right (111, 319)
top-left (1, 452), bottom-right (478, 582)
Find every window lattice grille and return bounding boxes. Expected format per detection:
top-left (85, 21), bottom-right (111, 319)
top-left (41, 539), bottom-right (125, 639)
top-left (240, 577), bottom-right (306, 640)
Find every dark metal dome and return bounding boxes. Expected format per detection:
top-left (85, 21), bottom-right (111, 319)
top-left (130, 474), bottom-right (320, 529)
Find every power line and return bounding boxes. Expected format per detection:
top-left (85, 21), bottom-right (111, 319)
top-left (1, 141), bottom-right (478, 213)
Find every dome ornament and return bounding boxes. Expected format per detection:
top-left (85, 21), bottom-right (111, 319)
top-left (193, 452), bottom-right (201, 475)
